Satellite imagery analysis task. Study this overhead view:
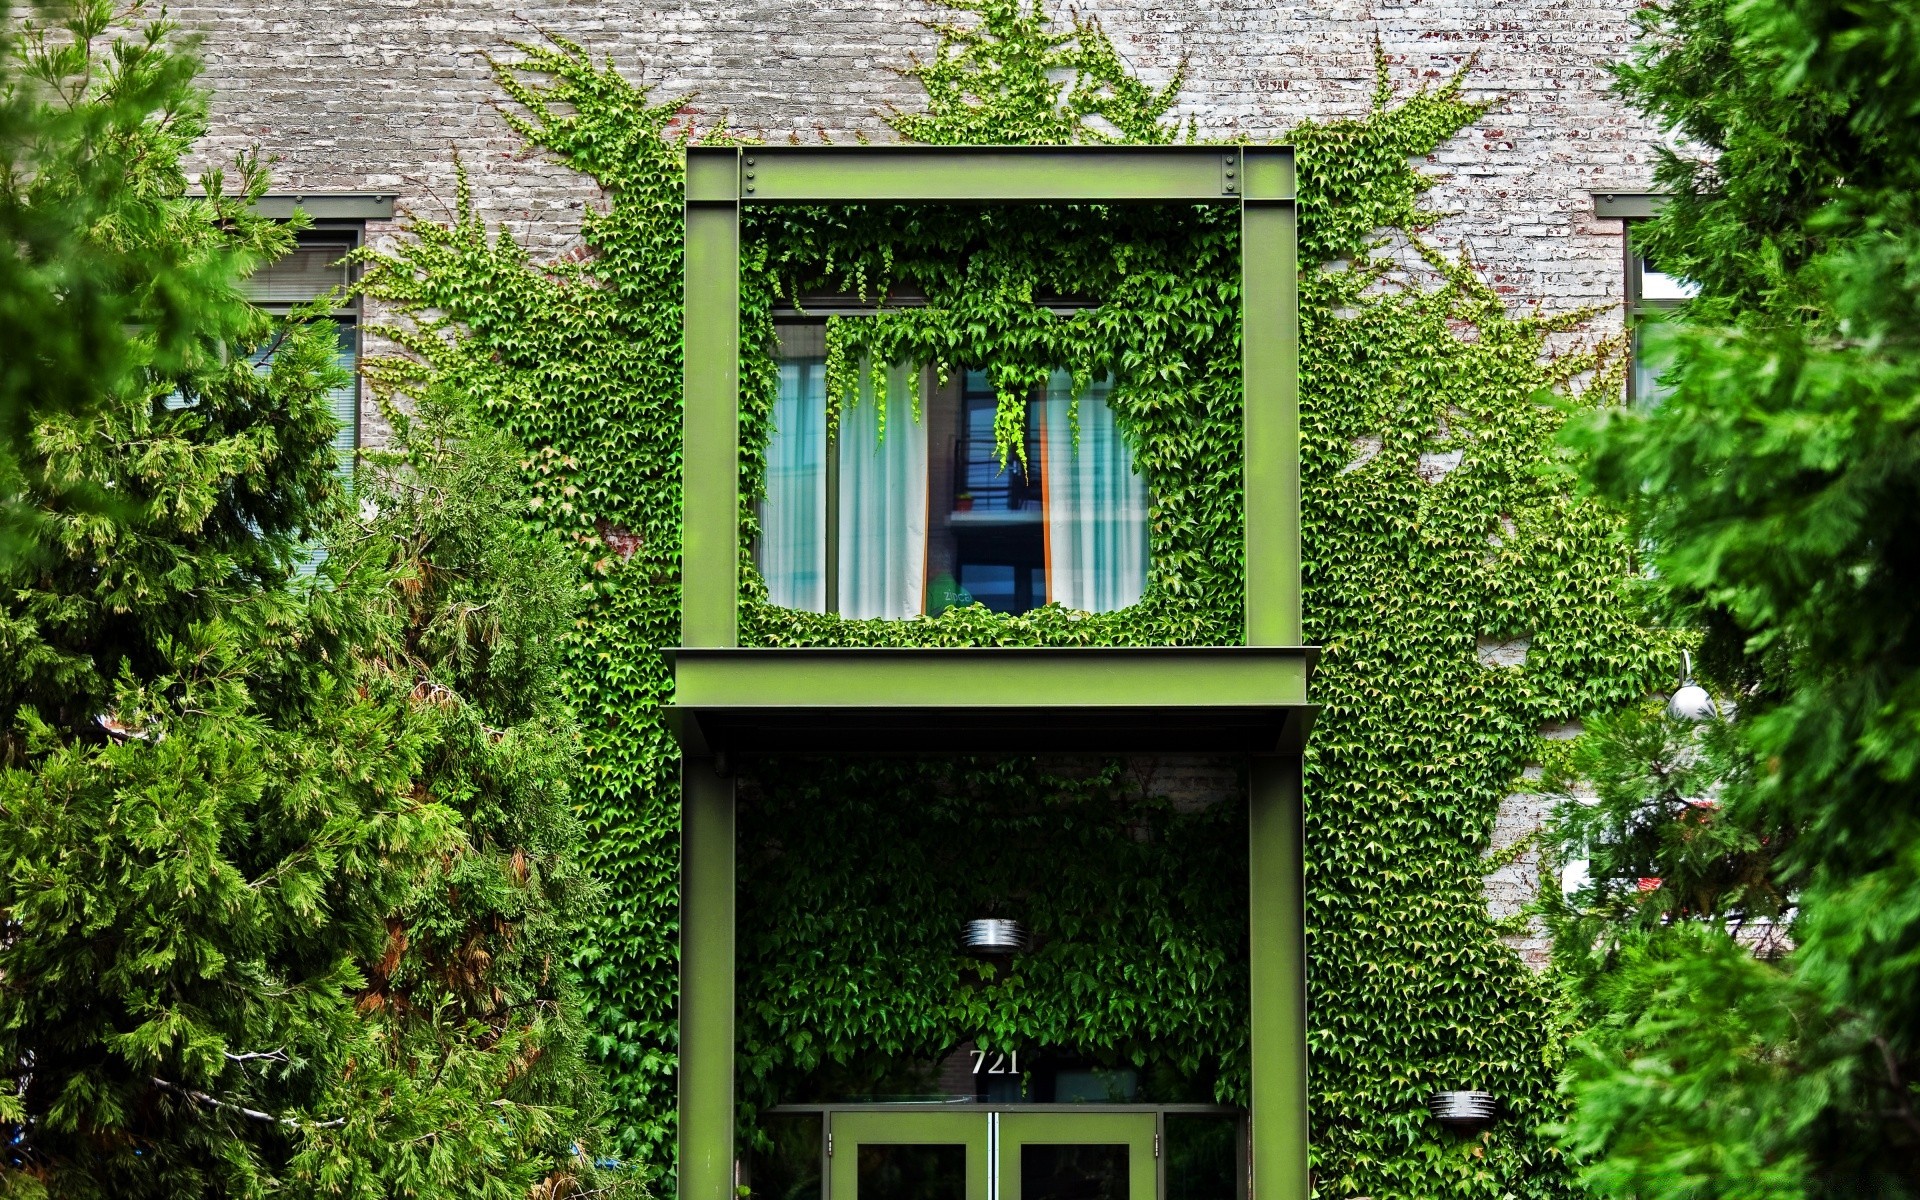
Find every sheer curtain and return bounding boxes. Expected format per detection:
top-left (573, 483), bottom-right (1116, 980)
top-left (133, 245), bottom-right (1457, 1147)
top-left (762, 358), bottom-right (827, 611)
top-left (1041, 371), bottom-right (1147, 612)
top-left (839, 361), bottom-right (927, 619)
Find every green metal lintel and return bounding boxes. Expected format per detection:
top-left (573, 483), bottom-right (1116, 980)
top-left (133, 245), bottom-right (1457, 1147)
top-left (731, 145), bottom-right (1292, 204)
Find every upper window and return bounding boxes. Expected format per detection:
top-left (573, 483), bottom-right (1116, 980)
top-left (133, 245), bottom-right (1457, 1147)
top-left (240, 228), bottom-right (363, 479)
top-left (759, 326), bottom-right (1148, 619)
top-left (1625, 234), bottom-right (1700, 407)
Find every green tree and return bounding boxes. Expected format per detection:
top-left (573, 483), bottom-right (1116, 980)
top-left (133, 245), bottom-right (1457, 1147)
top-left (0, 7), bottom-right (625, 1195)
top-left (289, 386), bottom-right (633, 1199)
top-left (0, 0), bottom-right (284, 563)
top-left (1548, 0), bottom-right (1920, 1192)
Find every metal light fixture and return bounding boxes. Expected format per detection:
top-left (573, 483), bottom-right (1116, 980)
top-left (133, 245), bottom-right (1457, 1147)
top-left (962, 919), bottom-right (1029, 957)
top-left (1429, 1090), bottom-right (1498, 1130)
top-left (1666, 650), bottom-right (1717, 722)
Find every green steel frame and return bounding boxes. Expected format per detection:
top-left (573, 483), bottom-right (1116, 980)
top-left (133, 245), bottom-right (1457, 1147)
top-left (676, 145), bottom-right (1309, 1200)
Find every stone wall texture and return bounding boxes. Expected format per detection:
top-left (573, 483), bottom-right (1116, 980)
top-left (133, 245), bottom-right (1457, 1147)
top-left (175, 0), bottom-right (1664, 969)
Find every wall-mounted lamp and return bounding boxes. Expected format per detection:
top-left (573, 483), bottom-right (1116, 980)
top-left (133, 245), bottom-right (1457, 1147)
top-left (1429, 1090), bottom-right (1498, 1131)
top-left (1667, 650), bottom-right (1717, 722)
top-left (962, 919), bottom-right (1029, 957)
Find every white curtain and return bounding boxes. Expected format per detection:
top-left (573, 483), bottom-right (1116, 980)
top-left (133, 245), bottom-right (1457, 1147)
top-left (762, 359), bottom-right (827, 611)
top-left (1041, 371), bottom-right (1147, 612)
top-left (839, 362), bottom-right (927, 619)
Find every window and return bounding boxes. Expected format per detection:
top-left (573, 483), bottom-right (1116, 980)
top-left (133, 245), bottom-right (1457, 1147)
top-left (240, 227), bottom-right (363, 480)
top-left (759, 326), bottom-right (1148, 618)
top-left (1625, 231), bottom-right (1699, 407)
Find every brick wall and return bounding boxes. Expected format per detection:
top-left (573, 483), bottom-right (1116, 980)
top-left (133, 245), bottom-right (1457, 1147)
top-left (175, 0), bottom-right (1662, 967)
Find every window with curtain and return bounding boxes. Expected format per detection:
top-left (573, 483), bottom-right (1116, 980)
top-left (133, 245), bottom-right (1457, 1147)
top-left (1038, 371), bottom-right (1147, 613)
top-left (758, 334), bottom-right (1147, 619)
top-left (761, 357), bottom-right (827, 610)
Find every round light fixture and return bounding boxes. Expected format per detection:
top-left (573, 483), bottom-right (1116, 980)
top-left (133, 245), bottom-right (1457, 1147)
top-left (1666, 650), bottom-right (1717, 722)
top-left (962, 919), bottom-right (1029, 957)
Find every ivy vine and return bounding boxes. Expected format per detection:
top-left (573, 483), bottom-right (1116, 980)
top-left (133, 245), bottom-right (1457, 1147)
top-left (359, 3), bottom-right (1670, 1196)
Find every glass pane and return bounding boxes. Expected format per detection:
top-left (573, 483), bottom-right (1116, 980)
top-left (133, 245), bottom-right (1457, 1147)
top-left (752, 1113), bottom-right (824, 1200)
top-left (1630, 325), bottom-right (1674, 409)
top-left (1637, 257), bottom-right (1699, 302)
top-left (1052, 1069), bottom-right (1138, 1103)
top-left (243, 240), bottom-right (354, 305)
top-left (763, 357), bottom-right (827, 611)
top-left (838, 361), bottom-right (927, 619)
top-left (927, 369), bottom-right (1143, 616)
top-left (1020, 1144), bottom-right (1128, 1200)
top-left (1039, 373), bottom-right (1146, 613)
top-left (1164, 1114), bottom-right (1239, 1200)
top-left (858, 1143), bottom-right (967, 1200)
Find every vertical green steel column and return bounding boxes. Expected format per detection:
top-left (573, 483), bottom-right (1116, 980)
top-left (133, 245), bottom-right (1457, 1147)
top-left (1249, 754), bottom-right (1308, 1200)
top-left (1241, 148), bottom-right (1301, 647)
top-left (680, 756), bottom-right (736, 1200)
top-left (684, 147), bottom-right (742, 648)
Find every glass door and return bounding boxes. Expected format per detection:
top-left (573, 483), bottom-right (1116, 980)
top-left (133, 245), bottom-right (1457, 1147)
top-left (830, 1111), bottom-right (990, 1200)
top-left (997, 1113), bottom-right (1156, 1200)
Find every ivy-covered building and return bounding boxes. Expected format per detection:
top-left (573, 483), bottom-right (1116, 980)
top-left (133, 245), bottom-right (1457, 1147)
top-left (177, 1), bottom-right (1674, 1197)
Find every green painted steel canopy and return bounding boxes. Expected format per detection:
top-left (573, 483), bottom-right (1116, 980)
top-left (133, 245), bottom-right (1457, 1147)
top-left (666, 646), bottom-right (1317, 755)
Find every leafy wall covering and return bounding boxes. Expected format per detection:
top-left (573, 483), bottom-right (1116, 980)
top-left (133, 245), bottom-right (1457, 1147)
top-left (358, 2), bottom-right (1668, 1195)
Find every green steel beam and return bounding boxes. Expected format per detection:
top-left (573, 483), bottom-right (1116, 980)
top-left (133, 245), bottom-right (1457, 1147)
top-left (1242, 173), bottom-right (1301, 646)
top-left (669, 647), bottom-right (1311, 710)
top-left (679, 756), bottom-right (736, 1200)
top-left (729, 146), bottom-right (1271, 204)
top-left (683, 179), bottom-right (740, 648)
top-left (1249, 755), bottom-right (1309, 1200)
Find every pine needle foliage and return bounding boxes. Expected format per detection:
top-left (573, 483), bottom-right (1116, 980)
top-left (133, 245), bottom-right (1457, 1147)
top-left (0, 0), bottom-right (287, 563)
top-left (356, 9), bottom-right (1664, 1196)
top-left (1546, 0), bottom-right (1920, 1191)
top-left (0, 9), bottom-right (624, 1195)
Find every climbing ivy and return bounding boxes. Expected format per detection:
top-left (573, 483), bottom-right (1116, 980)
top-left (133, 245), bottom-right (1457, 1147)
top-left (360, 2), bottom-right (1669, 1195)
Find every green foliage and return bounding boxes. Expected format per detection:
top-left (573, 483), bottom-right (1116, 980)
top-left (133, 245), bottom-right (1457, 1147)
top-left (886, 0), bottom-right (1189, 147)
top-left (293, 393), bottom-right (633, 1199)
top-left (737, 198), bottom-right (1245, 647)
top-left (1544, 703), bottom-right (1780, 928)
top-left (356, 43), bottom-right (692, 1165)
top-left (1547, 0), bottom-right (1920, 1191)
top-left (737, 759), bottom-right (1247, 1109)
top-left (0, 12), bottom-right (621, 1195)
top-left (0, 0), bottom-right (286, 563)
top-left (358, 10), bottom-right (1663, 1197)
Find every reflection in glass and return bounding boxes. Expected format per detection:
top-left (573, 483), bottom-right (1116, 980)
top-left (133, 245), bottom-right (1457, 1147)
top-left (763, 358), bottom-right (828, 611)
top-left (858, 1143), bottom-right (967, 1200)
top-left (1630, 323), bottom-right (1675, 409)
top-left (1163, 1114), bottom-right (1240, 1200)
top-left (751, 1112), bottom-right (824, 1200)
top-left (1019, 1144), bottom-right (1129, 1200)
top-left (1040, 372), bottom-right (1147, 613)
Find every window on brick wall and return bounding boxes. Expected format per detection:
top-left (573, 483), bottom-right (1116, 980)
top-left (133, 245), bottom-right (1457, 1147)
top-left (1625, 225), bottom-right (1699, 407)
top-left (240, 226), bottom-right (363, 480)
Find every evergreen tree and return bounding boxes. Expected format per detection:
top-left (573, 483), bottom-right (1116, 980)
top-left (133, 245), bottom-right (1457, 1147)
top-left (0, 6), bottom-right (625, 1195)
top-left (1548, 0), bottom-right (1920, 1192)
top-left (288, 386), bottom-right (630, 1199)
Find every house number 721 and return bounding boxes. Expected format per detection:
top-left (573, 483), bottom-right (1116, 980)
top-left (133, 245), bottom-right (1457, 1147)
top-left (970, 1049), bottom-right (1020, 1075)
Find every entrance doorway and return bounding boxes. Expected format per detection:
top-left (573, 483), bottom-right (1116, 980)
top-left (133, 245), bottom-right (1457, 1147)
top-left (828, 1110), bottom-right (1158, 1200)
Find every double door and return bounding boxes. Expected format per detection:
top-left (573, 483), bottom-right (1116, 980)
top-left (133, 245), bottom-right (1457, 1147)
top-left (830, 1110), bottom-right (1156, 1200)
